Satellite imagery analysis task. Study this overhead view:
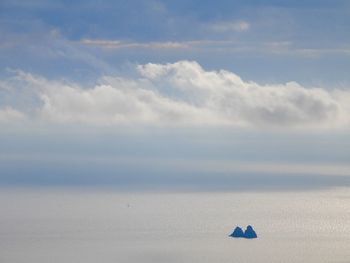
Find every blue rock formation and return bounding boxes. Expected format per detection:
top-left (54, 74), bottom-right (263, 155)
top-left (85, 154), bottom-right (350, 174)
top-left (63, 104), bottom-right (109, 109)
top-left (243, 225), bottom-right (257, 239)
top-left (229, 225), bottom-right (257, 239)
top-left (229, 226), bottom-right (244, 238)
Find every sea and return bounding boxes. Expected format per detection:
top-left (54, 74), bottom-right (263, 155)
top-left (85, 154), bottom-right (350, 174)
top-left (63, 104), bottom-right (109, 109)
top-left (0, 187), bottom-right (350, 263)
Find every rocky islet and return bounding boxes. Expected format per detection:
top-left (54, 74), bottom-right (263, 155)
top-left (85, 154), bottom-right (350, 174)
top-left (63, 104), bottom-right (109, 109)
top-left (229, 225), bottom-right (257, 239)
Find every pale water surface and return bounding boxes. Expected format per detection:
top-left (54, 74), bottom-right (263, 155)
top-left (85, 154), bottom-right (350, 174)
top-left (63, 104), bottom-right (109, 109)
top-left (1, 188), bottom-right (350, 263)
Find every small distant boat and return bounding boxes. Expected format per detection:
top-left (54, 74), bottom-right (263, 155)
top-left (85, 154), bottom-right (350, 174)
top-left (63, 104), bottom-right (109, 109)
top-left (229, 225), bottom-right (257, 239)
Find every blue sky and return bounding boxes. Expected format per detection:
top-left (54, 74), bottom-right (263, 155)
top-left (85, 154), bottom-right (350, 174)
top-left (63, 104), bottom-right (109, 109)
top-left (1, 0), bottom-right (350, 190)
top-left (1, 0), bottom-right (350, 84)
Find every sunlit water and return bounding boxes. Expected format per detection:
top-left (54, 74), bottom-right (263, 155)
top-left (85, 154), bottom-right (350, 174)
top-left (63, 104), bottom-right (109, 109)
top-left (1, 188), bottom-right (350, 262)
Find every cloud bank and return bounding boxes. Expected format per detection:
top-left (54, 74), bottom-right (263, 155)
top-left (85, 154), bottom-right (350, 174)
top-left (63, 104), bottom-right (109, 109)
top-left (1, 61), bottom-right (350, 128)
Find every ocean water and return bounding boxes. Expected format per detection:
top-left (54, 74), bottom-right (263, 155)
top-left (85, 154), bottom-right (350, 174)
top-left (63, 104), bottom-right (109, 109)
top-left (0, 188), bottom-right (350, 263)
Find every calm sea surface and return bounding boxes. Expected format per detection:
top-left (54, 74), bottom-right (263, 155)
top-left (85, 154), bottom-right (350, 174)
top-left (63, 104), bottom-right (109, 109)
top-left (1, 188), bottom-right (350, 262)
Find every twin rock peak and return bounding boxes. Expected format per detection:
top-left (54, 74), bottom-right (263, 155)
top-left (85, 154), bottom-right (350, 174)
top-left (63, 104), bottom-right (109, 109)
top-left (229, 225), bottom-right (257, 239)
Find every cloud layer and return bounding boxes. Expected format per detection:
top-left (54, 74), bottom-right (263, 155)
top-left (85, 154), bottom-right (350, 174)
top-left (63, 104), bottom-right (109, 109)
top-left (1, 61), bottom-right (350, 128)
top-left (209, 20), bottom-right (250, 32)
top-left (80, 39), bottom-right (190, 49)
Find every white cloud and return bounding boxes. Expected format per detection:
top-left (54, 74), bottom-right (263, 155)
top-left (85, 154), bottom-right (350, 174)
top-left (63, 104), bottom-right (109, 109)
top-left (210, 20), bottom-right (250, 32)
top-left (80, 39), bottom-right (190, 49)
top-left (0, 107), bottom-right (25, 122)
top-left (1, 61), bottom-right (350, 128)
top-left (136, 61), bottom-right (347, 128)
top-left (38, 79), bottom-right (216, 125)
top-left (79, 38), bottom-right (350, 58)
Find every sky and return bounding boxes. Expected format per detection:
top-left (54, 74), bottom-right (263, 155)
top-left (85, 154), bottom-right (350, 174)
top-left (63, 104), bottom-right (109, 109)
top-left (1, 0), bottom-right (350, 190)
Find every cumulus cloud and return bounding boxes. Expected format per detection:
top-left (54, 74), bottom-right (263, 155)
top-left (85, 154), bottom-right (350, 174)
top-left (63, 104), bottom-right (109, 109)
top-left (1, 61), bottom-right (350, 128)
top-left (38, 78), bottom-right (216, 125)
top-left (136, 61), bottom-right (347, 128)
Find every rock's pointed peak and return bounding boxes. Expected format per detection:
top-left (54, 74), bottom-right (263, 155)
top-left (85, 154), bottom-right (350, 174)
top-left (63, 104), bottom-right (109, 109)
top-left (244, 225), bottom-right (257, 239)
top-left (229, 226), bottom-right (244, 238)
